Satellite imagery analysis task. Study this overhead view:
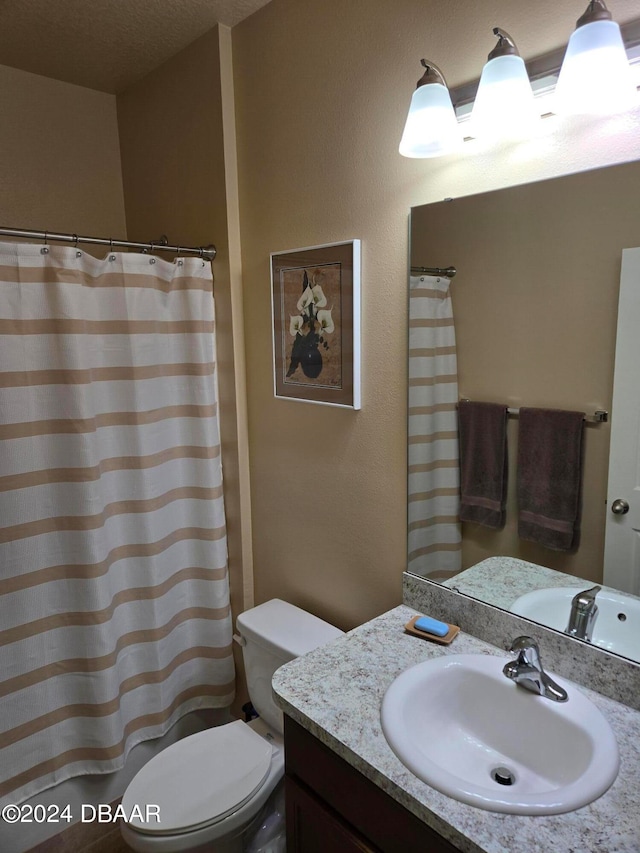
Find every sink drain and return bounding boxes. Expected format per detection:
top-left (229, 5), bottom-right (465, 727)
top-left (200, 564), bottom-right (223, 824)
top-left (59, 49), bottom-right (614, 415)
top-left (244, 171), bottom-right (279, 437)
top-left (491, 766), bottom-right (516, 786)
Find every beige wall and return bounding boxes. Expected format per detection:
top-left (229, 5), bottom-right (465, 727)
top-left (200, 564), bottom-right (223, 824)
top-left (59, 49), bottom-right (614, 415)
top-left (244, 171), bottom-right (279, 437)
top-left (412, 161), bottom-right (640, 583)
top-left (0, 64), bottom-right (125, 236)
top-left (117, 27), bottom-right (251, 711)
top-left (232, 0), bottom-right (640, 630)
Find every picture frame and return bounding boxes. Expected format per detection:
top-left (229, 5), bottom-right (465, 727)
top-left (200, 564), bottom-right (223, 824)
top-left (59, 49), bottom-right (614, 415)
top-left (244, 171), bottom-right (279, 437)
top-left (270, 239), bottom-right (361, 409)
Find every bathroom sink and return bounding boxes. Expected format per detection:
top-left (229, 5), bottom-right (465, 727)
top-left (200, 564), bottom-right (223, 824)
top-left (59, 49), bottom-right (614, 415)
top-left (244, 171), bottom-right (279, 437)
top-left (381, 654), bottom-right (619, 814)
top-left (511, 587), bottom-right (640, 659)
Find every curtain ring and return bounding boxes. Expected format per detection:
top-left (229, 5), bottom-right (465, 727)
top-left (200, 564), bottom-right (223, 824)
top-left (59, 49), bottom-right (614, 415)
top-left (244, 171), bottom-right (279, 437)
top-left (109, 238), bottom-right (113, 249)
top-left (199, 247), bottom-right (204, 258)
top-left (73, 234), bottom-right (79, 247)
top-left (44, 231), bottom-right (48, 245)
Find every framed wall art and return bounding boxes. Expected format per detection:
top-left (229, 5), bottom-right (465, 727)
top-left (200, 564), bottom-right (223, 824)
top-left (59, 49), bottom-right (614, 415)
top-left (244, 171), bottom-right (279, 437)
top-left (271, 239), bottom-right (361, 409)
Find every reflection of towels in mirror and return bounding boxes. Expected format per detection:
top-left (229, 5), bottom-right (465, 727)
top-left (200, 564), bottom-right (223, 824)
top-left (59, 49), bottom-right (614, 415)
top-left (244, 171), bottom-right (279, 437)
top-left (517, 408), bottom-right (585, 551)
top-left (458, 400), bottom-right (508, 529)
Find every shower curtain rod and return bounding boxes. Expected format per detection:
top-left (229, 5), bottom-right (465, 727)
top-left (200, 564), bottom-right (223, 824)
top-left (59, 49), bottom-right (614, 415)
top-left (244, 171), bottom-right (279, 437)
top-left (0, 226), bottom-right (217, 261)
top-left (411, 265), bottom-right (456, 278)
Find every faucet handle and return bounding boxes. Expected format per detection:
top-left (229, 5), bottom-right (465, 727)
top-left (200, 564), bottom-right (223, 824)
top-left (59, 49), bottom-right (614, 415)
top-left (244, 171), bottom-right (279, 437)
top-left (571, 585), bottom-right (601, 611)
top-left (566, 585), bottom-right (601, 641)
top-left (504, 635), bottom-right (568, 702)
top-left (507, 635), bottom-right (541, 668)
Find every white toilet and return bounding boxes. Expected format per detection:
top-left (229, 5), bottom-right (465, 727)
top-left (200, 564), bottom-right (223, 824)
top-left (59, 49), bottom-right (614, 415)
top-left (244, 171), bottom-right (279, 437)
top-left (120, 599), bottom-right (344, 853)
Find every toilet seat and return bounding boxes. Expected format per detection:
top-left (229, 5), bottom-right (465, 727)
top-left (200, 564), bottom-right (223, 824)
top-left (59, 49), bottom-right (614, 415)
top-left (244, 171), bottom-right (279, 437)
top-left (122, 720), bottom-right (273, 836)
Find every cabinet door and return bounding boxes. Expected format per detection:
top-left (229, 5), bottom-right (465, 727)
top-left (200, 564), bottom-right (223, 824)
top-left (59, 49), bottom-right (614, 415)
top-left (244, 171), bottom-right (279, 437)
top-left (286, 776), bottom-right (379, 853)
top-left (284, 717), bottom-right (462, 853)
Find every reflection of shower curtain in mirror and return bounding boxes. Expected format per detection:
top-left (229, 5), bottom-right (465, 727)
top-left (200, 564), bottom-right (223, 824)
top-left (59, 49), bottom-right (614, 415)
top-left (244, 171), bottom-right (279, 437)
top-left (408, 275), bottom-right (461, 578)
top-left (0, 244), bottom-right (235, 805)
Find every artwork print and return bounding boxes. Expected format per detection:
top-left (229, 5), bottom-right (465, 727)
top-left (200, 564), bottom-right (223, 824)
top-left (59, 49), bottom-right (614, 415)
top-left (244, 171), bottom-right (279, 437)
top-left (271, 241), bottom-right (360, 409)
top-left (282, 263), bottom-right (342, 388)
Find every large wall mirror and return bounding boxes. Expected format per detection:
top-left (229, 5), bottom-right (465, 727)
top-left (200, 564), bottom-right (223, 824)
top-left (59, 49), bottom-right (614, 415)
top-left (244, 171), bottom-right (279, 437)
top-left (408, 159), bottom-right (640, 664)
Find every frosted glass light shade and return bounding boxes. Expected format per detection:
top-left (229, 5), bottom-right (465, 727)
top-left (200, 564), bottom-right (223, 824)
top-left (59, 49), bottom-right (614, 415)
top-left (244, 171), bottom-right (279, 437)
top-left (555, 20), bottom-right (637, 115)
top-left (399, 83), bottom-right (463, 158)
top-left (469, 54), bottom-right (539, 141)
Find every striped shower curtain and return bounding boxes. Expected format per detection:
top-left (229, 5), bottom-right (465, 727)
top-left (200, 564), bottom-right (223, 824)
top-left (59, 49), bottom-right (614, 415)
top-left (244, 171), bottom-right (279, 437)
top-left (0, 243), bottom-right (235, 805)
top-left (407, 274), bottom-right (461, 579)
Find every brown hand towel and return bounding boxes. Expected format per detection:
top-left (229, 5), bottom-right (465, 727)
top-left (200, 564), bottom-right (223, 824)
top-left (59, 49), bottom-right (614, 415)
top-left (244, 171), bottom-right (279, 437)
top-left (517, 407), bottom-right (585, 551)
top-left (458, 401), bottom-right (508, 529)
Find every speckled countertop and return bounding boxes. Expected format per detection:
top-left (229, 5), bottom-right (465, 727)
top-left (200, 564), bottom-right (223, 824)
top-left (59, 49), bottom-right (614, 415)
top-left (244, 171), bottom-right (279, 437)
top-left (272, 605), bottom-right (640, 853)
top-left (441, 556), bottom-right (640, 611)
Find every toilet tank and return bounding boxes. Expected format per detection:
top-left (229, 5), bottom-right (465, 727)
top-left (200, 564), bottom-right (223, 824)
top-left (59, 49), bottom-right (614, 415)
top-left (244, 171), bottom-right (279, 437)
top-left (236, 599), bottom-right (344, 733)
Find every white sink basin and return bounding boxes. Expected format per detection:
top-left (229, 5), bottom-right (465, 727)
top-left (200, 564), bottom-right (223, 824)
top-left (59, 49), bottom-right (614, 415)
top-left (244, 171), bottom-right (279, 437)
top-left (511, 587), bottom-right (640, 659)
top-left (381, 654), bottom-right (619, 814)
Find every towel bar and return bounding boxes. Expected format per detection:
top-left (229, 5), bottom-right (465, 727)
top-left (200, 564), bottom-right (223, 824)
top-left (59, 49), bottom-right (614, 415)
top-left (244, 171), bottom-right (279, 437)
top-left (459, 400), bottom-right (608, 425)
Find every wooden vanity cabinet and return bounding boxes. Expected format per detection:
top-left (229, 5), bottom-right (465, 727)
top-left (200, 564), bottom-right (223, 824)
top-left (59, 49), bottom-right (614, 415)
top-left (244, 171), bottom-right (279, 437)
top-left (284, 716), bottom-right (462, 853)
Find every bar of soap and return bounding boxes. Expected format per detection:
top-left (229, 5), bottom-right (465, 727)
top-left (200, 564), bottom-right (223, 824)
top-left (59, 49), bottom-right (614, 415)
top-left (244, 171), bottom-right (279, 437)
top-left (413, 615), bottom-right (449, 637)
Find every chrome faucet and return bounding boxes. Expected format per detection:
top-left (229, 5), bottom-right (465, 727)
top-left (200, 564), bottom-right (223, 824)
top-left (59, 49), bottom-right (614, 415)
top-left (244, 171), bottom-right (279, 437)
top-left (503, 636), bottom-right (568, 702)
top-left (566, 585), bottom-right (600, 641)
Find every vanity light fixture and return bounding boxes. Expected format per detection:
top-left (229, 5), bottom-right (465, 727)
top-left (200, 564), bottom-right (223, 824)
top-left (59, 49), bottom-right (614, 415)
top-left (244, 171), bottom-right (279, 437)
top-left (398, 60), bottom-right (464, 158)
top-left (400, 3), bottom-right (640, 158)
top-left (469, 28), bottom-right (538, 141)
top-left (555, 0), bottom-right (637, 115)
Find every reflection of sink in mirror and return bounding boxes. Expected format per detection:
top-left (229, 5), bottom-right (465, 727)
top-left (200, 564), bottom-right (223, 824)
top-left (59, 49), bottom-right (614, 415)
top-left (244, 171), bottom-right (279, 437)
top-left (511, 587), bottom-right (640, 658)
top-left (381, 653), bottom-right (619, 815)
top-left (437, 557), bottom-right (640, 665)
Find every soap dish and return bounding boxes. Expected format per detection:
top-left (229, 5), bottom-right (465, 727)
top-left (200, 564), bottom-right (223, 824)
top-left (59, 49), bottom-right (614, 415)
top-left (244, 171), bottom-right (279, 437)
top-left (404, 615), bottom-right (460, 645)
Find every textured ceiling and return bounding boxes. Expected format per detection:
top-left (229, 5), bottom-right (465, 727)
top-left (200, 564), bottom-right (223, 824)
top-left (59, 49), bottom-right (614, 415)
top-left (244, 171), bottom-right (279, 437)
top-left (0, 0), bottom-right (273, 93)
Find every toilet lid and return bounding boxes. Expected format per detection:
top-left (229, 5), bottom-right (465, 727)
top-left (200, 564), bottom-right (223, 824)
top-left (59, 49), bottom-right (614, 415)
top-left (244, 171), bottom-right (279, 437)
top-left (122, 720), bottom-right (273, 835)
